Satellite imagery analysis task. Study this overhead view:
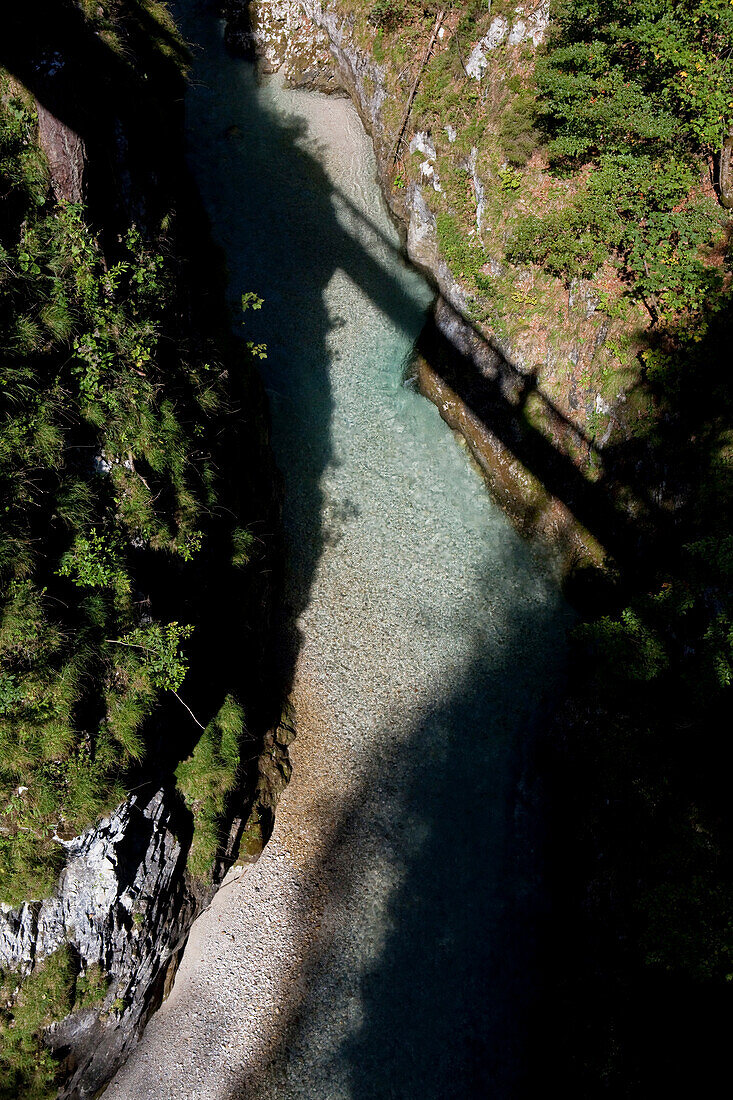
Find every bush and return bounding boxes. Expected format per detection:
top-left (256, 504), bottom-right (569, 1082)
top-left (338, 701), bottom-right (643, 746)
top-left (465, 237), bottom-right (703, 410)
top-left (508, 209), bottom-right (608, 281)
top-left (524, 0), bottom-right (733, 311)
top-left (500, 90), bottom-right (539, 167)
top-left (368, 0), bottom-right (404, 31)
top-left (0, 947), bottom-right (75, 1100)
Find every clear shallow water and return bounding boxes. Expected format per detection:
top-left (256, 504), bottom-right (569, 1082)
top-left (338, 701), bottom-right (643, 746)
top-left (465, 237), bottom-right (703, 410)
top-left (111, 4), bottom-right (573, 1097)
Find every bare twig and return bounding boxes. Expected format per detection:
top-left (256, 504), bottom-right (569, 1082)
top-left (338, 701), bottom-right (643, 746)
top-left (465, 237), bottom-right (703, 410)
top-left (172, 690), bottom-right (206, 731)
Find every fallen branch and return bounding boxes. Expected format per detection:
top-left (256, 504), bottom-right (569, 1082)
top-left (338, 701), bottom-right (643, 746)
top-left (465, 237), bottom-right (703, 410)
top-left (172, 690), bottom-right (206, 731)
top-left (391, 9), bottom-right (448, 169)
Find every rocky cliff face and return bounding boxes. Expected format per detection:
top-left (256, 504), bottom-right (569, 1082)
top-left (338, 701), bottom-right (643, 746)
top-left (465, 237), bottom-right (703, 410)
top-left (1, 789), bottom-right (202, 1098)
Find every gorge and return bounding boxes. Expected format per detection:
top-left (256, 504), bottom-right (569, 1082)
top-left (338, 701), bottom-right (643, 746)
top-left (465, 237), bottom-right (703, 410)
top-left (107, 2), bottom-right (571, 1095)
top-left (1, 2), bottom-right (731, 1097)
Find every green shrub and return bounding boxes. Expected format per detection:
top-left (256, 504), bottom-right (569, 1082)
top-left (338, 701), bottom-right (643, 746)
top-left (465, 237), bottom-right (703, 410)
top-left (0, 947), bottom-right (75, 1100)
top-left (435, 209), bottom-right (486, 285)
top-left (176, 695), bottom-right (244, 878)
top-left (368, 0), bottom-right (405, 30)
top-left (0, 5), bottom-right (263, 906)
top-left (57, 530), bottom-right (131, 599)
top-left (524, 0), bottom-right (733, 311)
top-left (73, 964), bottom-right (110, 1010)
top-left (500, 90), bottom-right (539, 167)
top-left (231, 526), bottom-right (256, 568)
top-left (115, 622), bottom-right (194, 694)
top-left (508, 209), bottom-right (609, 281)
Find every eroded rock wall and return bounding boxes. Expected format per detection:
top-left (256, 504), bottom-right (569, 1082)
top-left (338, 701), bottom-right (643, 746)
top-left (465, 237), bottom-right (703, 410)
top-left (0, 789), bottom-right (204, 1098)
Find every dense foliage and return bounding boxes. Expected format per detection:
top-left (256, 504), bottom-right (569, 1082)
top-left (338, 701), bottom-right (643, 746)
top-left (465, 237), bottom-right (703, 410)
top-left (510, 0), bottom-right (733, 315)
top-left (0, 948), bottom-right (108, 1100)
top-left (0, 7), bottom-right (273, 908)
top-left (539, 289), bottom-right (733, 1090)
top-left (1, 3), bottom-right (277, 1094)
top-left (1, 85), bottom-right (199, 904)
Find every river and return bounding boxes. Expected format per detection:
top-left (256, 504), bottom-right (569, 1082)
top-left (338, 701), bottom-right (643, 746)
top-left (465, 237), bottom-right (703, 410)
top-left (107, 3), bottom-right (571, 1097)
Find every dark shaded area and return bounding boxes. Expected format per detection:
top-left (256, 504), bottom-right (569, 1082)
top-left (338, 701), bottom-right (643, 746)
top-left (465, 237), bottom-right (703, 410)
top-left (416, 306), bottom-right (651, 573)
top-left (526, 290), bottom-right (733, 1096)
top-left (0, 0), bottom-right (188, 235)
top-left (222, 607), bottom-right (568, 1100)
top-left (323, 648), bottom-right (562, 1100)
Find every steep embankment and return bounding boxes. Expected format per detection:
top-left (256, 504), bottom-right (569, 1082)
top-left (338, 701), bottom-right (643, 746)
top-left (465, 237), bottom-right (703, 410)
top-left (0, 3), bottom-right (281, 1097)
top-left (238, 0), bottom-right (733, 1092)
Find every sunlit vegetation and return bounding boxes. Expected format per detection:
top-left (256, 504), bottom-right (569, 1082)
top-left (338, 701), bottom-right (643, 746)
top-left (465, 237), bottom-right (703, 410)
top-left (511, 0), bottom-right (733, 317)
top-left (0, 2), bottom-right (272, 908)
top-left (0, 947), bottom-right (109, 1100)
top-left (176, 694), bottom-right (244, 877)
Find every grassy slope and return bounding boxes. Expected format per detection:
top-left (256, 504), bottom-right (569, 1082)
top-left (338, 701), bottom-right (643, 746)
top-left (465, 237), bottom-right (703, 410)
top-left (0, 3), bottom-right (278, 1094)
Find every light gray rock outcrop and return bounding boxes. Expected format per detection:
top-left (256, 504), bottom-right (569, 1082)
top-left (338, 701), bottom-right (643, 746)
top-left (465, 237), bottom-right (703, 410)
top-left (465, 3), bottom-right (550, 80)
top-left (466, 16), bottom-right (508, 79)
top-left (0, 788), bottom-right (202, 1099)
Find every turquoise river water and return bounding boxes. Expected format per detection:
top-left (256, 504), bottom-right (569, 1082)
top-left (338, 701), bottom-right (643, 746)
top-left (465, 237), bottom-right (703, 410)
top-left (109, 4), bottom-right (573, 1098)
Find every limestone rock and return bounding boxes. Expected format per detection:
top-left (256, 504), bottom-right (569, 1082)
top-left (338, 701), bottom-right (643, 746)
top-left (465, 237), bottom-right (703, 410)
top-left (468, 147), bottom-right (485, 234)
top-left (0, 788), bottom-right (202, 1100)
top-left (515, 1), bottom-right (551, 47)
top-left (466, 3), bottom-right (550, 79)
top-left (466, 17), bottom-right (509, 79)
top-left (407, 185), bottom-right (440, 271)
top-left (409, 131), bottom-right (436, 161)
top-left (247, 0), bottom-right (340, 92)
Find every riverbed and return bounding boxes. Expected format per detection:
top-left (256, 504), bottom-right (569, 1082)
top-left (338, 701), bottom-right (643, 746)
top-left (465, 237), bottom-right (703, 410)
top-left (107, 3), bottom-right (571, 1097)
